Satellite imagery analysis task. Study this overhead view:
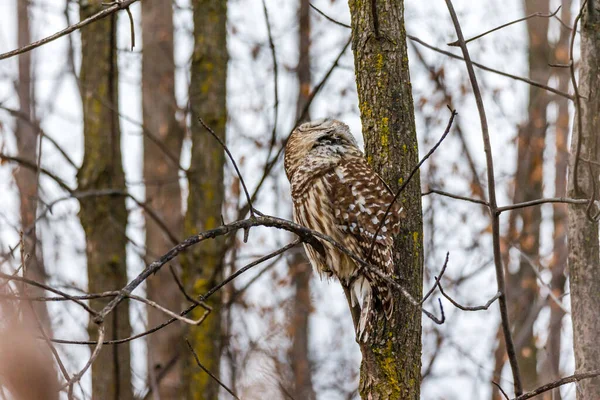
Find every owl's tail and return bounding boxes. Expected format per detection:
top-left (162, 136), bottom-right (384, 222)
top-left (350, 276), bottom-right (372, 341)
top-left (351, 276), bottom-right (394, 342)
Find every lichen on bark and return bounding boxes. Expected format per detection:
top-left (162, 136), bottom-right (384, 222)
top-left (348, 0), bottom-right (423, 398)
top-left (78, 1), bottom-right (132, 398)
top-left (181, 1), bottom-right (228, 399)
top-left (567, 3), bottom-right (600, 399)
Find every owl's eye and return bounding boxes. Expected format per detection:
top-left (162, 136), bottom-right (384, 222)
top-left (315, 135), bottom-right (344, 147)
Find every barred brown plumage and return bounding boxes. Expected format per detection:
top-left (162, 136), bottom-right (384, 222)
top-left (284, 119), bottom-right (403, 341)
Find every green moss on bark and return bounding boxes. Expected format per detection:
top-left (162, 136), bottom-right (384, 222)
top-left (349, 0), bottom-right (423, 398)
top-left (78, 1), bottom-right (132, 398)
top-left (181, 1), bottom-right (228, 399)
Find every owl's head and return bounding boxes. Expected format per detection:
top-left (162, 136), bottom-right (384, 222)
top-left (284, 119), bottom-right (361, 179)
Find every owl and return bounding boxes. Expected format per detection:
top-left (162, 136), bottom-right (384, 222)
top-left (284, 119), bottom-right (403, 341)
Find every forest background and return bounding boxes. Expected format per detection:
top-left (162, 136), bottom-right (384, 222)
top-left (0, 0), bottom-right (594, 399)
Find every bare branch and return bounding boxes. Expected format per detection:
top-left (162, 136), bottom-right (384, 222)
top-left (61, 325), bottom-right (105, 393)
top-left (512, 370), bottom-right (600, 400)
top-left (421, 252), bottom-right (450, 305)
top-left (438, 284), bottom-right (501, 311)
top-left (0, 272), bottom-right (98, 316)
top-left (0, 0), bottom-right (140, 61)
top-left (570, 1), bottom-right (588, 196)
top-left (262, 0), bottom-right (280, 164)
top-left (497, 197), bottom-right (590, 213)
top-left (422, 189), bottom-right (489, 207)
top-left (198, 118), bottom-right (260, 219)
top-left (309, 3), bottom-right (351, 28)
top-left (447, 6), bottom-right (561, 47)
top-left (185, 339), bottom-right (240, 400)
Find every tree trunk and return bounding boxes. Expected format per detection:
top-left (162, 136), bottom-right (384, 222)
top-left (78, 2), bottom-right (133, 398)
top-left (567, 2), bottom-right (600, 398)
top-left (287, 1), bottom-right (316, 399)
top-left (540, 3), bottom-right (572, 399)
top-left (142, 1), bottom-right (185, 398)
top-left (182, 1), bottom-right (227, 398)
top-left (504, 0), bottom-right (550, 392)
top-left (348, 1), bottom-right (422, 398)
top-left (14, 0), bottom-right (51, 331)
top-left (493, 3), bottom-right (551, 396)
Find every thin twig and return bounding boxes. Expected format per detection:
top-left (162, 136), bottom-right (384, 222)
top-left (0, 153), bottom-right (72, 192)
top-left (309, 3), bottom-right (351, 28)
top-left (127, 293), bottom-right (209, 326)
top-left (198, 117), bottom-right (259, 218)
top-left (445, 0), bottom-right (523, 394)
top-left (496, 197), bottom-right (589, 213)
top-left (438, 283), bottom-right (501, 311)
top-left (185, 339), bottom-right (241, 400)
top-left (18, 238), bottom-right (72, 388)
top-left (0, 272), bottom-right (98, 316)
top-left (125, 6), bottom-right (135, 50)
top-left (422, 189), bottom-right (489, 207)
top-left (570, 1), bottom-right (587, 196)
top-left (168, 265), bottom-right (211, 309)
top-left (411, 43), bottom-right (487, 201)
top-left (0, 104), bottom-right (78, 168)
top-left (447, 6), bottom-right (561, 46)
top-left (262, 0), bottom-right (280, 164)
top-left (368, 108), bottom-right (457, 261)
top-left (61, 324), bottom-right (105, 392)
top-left (0, 0), bottom-right (140, 61)
top-left (512, 370), bottom-right (600, 400)
top-left (510, 246), bottom-right (570, 314)
top-left (492, 381), bottom-right (510, 400)
top-left (420, 252), bottom-right (449, 305)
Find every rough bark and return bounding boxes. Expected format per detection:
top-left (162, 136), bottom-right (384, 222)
top-left (142, 0), bottom-right (185, 398)
top-left (182, 1), bottom-right (227, 398)
top-left (287, 1), bottom-right (316, 399)
top-left (503, 0), bottom-right (550, 392)
top-left (567, 2), bottom-right (600, 398)
top-left (78, 1), bottom-right (133, 398)
top-left (540, 3), bottom-right (572, 398)
top-left (348, 1), bottom-right (422, 398)
top-left (14, 0), bottom-right (51, 331)
top-left (295, 0), bottom-right (311, 122)
top-left (493, 3), bottom-right (551, 396)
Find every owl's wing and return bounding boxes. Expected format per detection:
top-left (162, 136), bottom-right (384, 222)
top-left (329, 158), bottom-right (403, 250)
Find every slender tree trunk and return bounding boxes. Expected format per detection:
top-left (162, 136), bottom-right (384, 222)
top-left (348, 1), bottom-right (422, 398)
top-left (287, 3), bottom-right (316, 398)
top-left (295, 0), bottom-right (311, 121)
top-left (182, 1), bottom-right (227, 398)
top-left (78, 2), bottom-right (133, 398)
top-left (507, 0), bottom-right (550, 391)
top-left (142, 1), bottom-right (185, 398)
top-left (567, 2), bottom-right (600, 398)
top-left (14, 0), bottom-right (51, 331)
top-left (540, 3), bottom-right (572, 399)
top-left (492, 3), bottom-right (551, 396)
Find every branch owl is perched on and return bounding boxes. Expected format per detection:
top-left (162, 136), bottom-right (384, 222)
top-left (284, 119), bottom-right (403, 341)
